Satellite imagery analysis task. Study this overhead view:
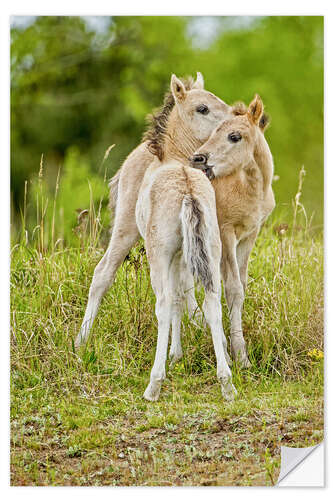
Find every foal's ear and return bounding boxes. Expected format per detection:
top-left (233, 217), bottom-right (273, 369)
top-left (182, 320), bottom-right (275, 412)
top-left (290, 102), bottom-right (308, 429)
top-left (171, 74), bottom-right (187, 102)
top-left (248, 94), bottom-right (264, 125)
top-left (193, 72), bottom-right (205, 90)
top-left (259, 113), bottom-right (270, 133)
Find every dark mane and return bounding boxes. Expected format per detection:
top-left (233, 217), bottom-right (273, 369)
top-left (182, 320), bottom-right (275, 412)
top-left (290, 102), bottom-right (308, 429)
top-left (232, 101), bottom-right (247, 116)
top-left (142, 77), bottom-right (196, 160)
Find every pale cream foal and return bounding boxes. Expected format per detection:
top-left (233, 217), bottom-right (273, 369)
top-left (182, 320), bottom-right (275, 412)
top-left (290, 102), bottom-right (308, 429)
top-left (136, 160), bottom-right (236, 402)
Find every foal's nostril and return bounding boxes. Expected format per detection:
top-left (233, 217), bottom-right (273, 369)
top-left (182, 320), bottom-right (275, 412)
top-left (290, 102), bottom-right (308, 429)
top-left (192, 153), bottom-right (207, 165)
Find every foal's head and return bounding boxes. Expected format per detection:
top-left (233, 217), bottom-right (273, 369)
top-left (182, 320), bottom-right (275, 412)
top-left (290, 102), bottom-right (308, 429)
top-left (191, 95), bottom-right (270, 180)
top-left (143, 73), bottom-right (232, 160)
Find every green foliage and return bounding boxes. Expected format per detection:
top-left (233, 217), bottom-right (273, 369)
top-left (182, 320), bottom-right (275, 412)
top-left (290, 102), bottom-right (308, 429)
top-left (11, 15), bottom-right (323, 236)
top-left (52, 147), bottom-right (108, 245)
top-left (22, 147), bottom-right (109, 248)
top-left (194, 16), bottom-right (323, 223)
top-left (10, 16), bottom-right (192, 218)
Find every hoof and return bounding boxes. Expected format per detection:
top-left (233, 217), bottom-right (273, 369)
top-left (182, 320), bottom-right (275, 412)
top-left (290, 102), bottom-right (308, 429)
top-left (143, 382), bottom-right (161, 402)
top-left (221, 379), bottom-right (237, 401)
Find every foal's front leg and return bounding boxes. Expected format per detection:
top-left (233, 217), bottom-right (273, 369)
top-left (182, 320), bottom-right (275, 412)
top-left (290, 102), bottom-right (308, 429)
top-left (221, 230), bottom-right (251, 368)
top-left (236, 228), bottom-right (259, 293)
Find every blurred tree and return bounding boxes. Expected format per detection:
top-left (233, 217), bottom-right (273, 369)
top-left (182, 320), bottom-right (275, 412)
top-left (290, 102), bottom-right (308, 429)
top-left (193, 16), bottom-right (323, 223)
top-left (10, 15), bottom-right (323, 236)
top-left (11, 16), bottom-right (193, 214)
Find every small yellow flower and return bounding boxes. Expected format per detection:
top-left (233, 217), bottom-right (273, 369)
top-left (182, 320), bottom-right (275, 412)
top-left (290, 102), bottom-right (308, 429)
top-left (307, 348), bottom-right (324, 360)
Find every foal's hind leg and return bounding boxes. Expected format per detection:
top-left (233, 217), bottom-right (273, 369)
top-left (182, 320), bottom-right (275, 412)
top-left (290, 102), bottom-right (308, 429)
top-left (76, 146), bottom-right (156, 347)
top-left (144, 253), bottom-right (173, 402)
top-left (202, 273), bottom-right (236, 400)
top-left (75, 217), bottom-right (139, 347)
top-left (183, 268), bottom-right (200, 319)
top-left (236, 228), bottom-right (259, 293)
top-left (169, 254), bottom-right (186, 366)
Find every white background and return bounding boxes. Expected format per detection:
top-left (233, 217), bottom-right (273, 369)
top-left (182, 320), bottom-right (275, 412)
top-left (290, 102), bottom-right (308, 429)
top-left (278, 443), bottom-right (324, 486)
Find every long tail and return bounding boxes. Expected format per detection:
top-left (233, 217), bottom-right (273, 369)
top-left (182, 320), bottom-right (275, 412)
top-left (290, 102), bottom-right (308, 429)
top-left (180, 195), bottom-right (214, 291)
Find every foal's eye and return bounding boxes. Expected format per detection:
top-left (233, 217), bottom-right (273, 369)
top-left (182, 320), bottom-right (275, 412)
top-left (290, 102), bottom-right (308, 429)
top-left (228, 131), bottom-right (242, 143)
top-left (196, 104), bottom-right (209, 115)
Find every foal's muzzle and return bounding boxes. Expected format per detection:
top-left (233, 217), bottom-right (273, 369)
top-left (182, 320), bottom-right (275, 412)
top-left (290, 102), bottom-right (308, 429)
top-left (190, 153), bottom-right (215, 180)
top-left (191, 153), bottom-right (208, 166)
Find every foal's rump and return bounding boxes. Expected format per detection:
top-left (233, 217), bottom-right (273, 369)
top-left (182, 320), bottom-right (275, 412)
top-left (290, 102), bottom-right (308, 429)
top-left (136, 162), bottom-right (220, 289)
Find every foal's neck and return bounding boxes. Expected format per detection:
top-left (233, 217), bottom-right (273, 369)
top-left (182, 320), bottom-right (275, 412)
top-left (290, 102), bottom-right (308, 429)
top-left (162, 112), bottom-right (201, 163)
top-left (254, 133), bottom-right (274, 195)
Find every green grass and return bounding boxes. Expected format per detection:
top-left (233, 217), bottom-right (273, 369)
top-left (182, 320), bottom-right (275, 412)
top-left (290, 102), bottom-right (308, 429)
top-left (10, 204), bottom-right (324, 485)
